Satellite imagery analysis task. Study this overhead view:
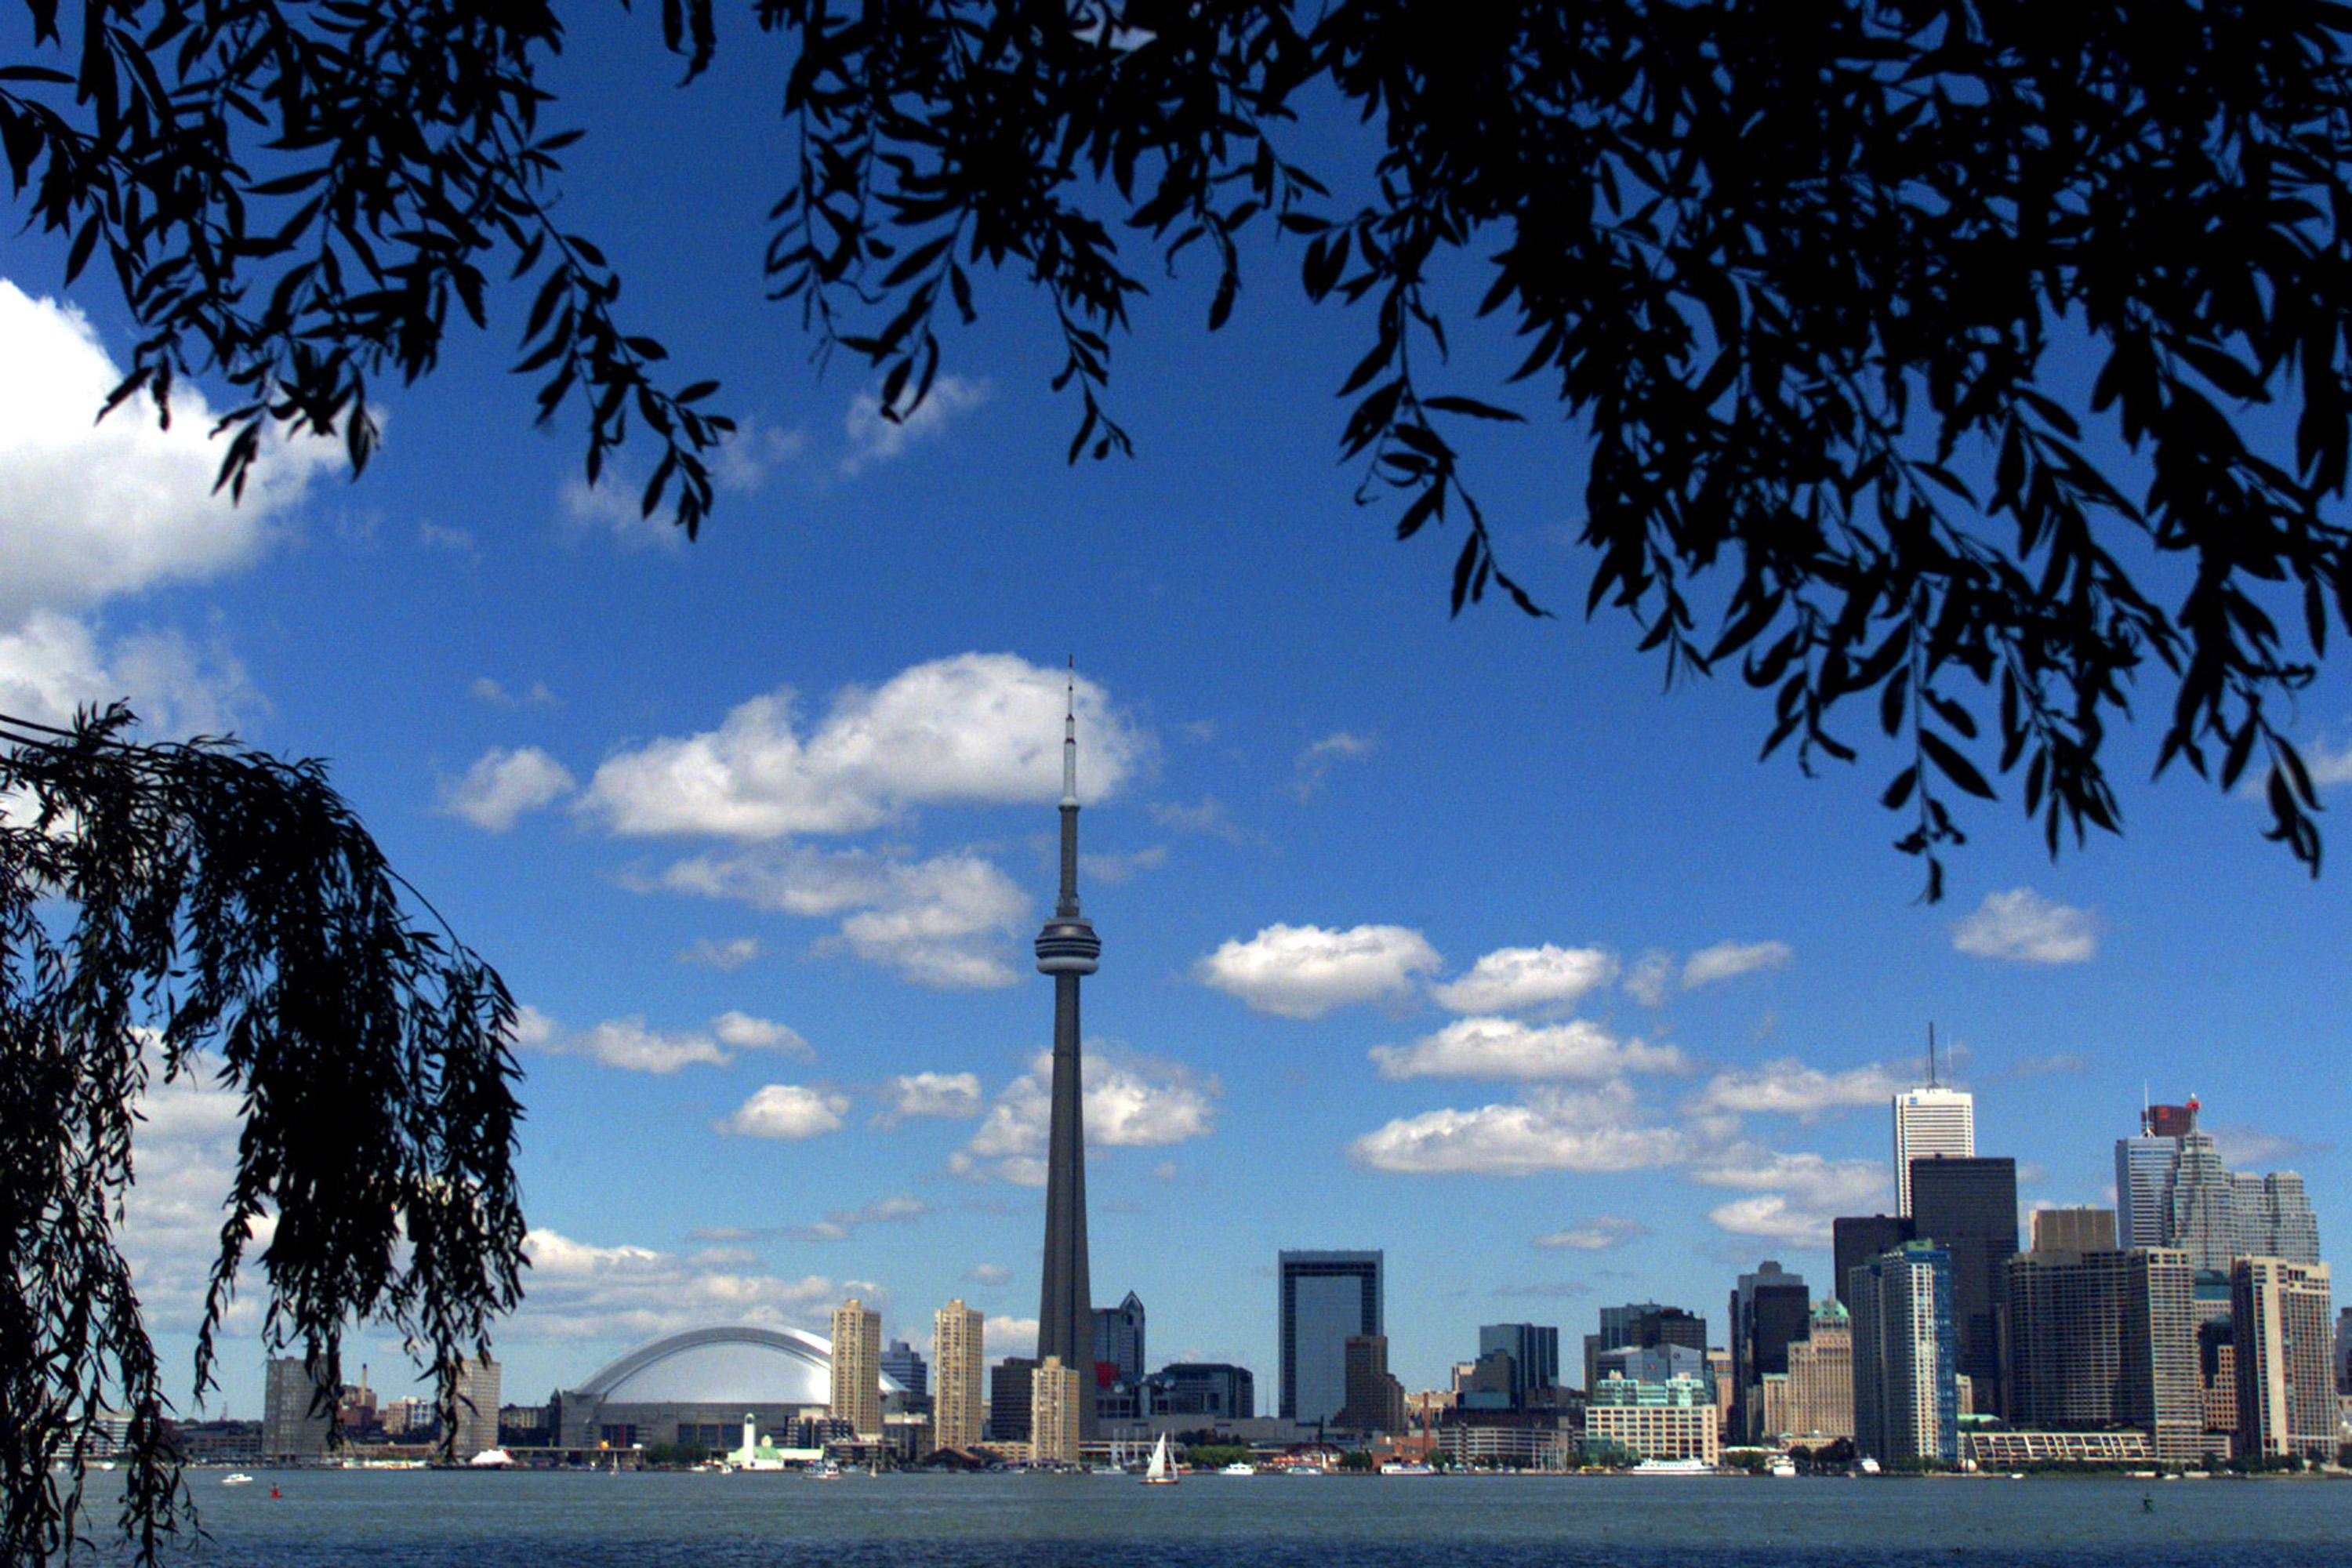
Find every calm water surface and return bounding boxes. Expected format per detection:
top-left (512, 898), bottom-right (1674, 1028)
top-left (100, 1470), bottom-right (2352, 1566)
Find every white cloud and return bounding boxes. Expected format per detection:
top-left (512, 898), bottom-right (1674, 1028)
top-left (441, 746), bottom-right (576, 831)
top-left (1534, 1215), bottom-right (1649, 1251)
top-left (1690, 1145), bottom-right (1889, 1246)
top-left (1370, 1016), bottom-right (1685, 1081)
top-left (560, 470), bottom-right (679, 550)
top-left (469, 677), bottom-right (557, 708)
top-left (0, 612), bottom-right (260, 735)
top-left (1348, 1083), bottom-right (1687, 1176)
top-left (586, 653), bottom-right (1148, 840)
top-left (788, 1194), bottom-right (927, 1243)
top-left (983, 1315), bottom-right (1038, 1359)
top-left (1149, 794), bottom-right (1249, 844)
top-left (118, 1051), bottom-right (270, 1330)
top-left (0, 279), bottom-right (339, 623)
top-left (1291, 729), bottom-right (1374, 797)
top-left (516, 1004), bottom-right (811, 1073)
top-left (1079, 844), bottom-right (1167, 884)
top-left (1689, 1058), bottom-right (1906, 1119)
top-left (1951, 888), bottom-right (2098, 964)
top-left (513, 1228), bottom-right (840, 1342)
top-left (2010, 1052), bottom-right (2084, 1078)
top-left (1432, 945), bottom-right (1618, 1014)
top-left (656, 844), bottom-right (1029, 989)
top-left (713, 416), bottom-right (807, 492)
top-left (967, 1263), bottom-right (1012, 1287)
top-left (1681, 940), bottom-right (1794, 989)
top-left (678, 935), bottom-right (761, 971)
top-left (839, 374), bottom-right (990, 477)
top-left (1623, 950), bottom-right (1676, 1007)
top-left (953, 1049), bottom-right (1217, 1183)
top-left (1195, 922), bottom-right (1440, 1018)
top-left (877, 1071), bottom-right (985, 1127)
top-left (724, 1084), bottom-right (851, 1139)
top-left (2206, 1123), bottom-right (2330, 1171)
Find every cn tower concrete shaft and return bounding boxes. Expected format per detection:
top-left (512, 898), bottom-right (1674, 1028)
top-left (1033, 684), bottom-right (1100, 1439)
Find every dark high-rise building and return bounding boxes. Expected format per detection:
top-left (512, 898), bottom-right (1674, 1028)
top-left (1907, 1155), bottom-right (2017, 1414)
top-left (1334, 1334), bottom-right (1407, 1434)
top-left (1583, 1302), bottom-right (1706, 1393)
top-left (1476, 1323), bottom-right (1559, 1410)
top-left (1279, 1250), bottom-right (1383, 1425)
top-left (1093, 1290), bottom-right (1147, 1386)
top-left (880, 1340), bottom-right (928, 1407)
top-left (1147, 1363), bottom-right (1254, 1420)
top-left (261, 1357), bottom-right (332, 1464)
top-left (1730, 1261), bottom-right (1810, 1442)
top-left (1034, 677), bottom-right (1103, 1440)
top-left (1833, 1215), bottom-right (1916, 1309)
top-left (987, 1356), bottom-right (1038, 1443)
top-left (2005, 1244), bottom-right (2201, 1462)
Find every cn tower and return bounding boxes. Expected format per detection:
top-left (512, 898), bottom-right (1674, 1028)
top-left (1033, 667), bottom-right (1101, 1439)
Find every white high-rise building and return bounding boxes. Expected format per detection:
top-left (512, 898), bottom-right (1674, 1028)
top-left (2116, 1135), bottom-right (2178, 1249)
top-left (1893, 1087), bottom-right (1974, 1216)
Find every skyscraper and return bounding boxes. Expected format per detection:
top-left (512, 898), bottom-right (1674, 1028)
top-left (2169, 1130), bottom-right (2238, 1272)
top-left (830, 1298), bottom-right (882, 1439)
top-left (1279, 1250), bottom-right (1383, 1425)
top-left (934, 1300), bottom-right (985, 1453)
top-left (2005, 1244), bottom-right (2201, 1462)
top-left (2231, 1257), bottom-right (2336, 1461)
top-left (1730, 1261), bottom-right (1810, 1442)
top-left (449, 1357), bottom-right (502, 1461)
top-left (2239, 1173), bottom-right (2322, 1265)
top-left (1476, 1322), bottom-right (1560, 1410)
top-left (986, 1356), bottom-right (1036, 1443)
top-left (1832, 1215), bottom-right (1915, 1309)
top-left (2029, 1207), bottom-right (2117, 1254)
top-left (1030, 1356), bottom-right (1081, 1464)
top-left (261, 1356), bottom-right (332, 1464)
top-left (879, 1340), bottom-right (928, 1405)
top-left (1851, 1241), bottom-right (1958, 1467)
top-left (1782, 1300), bottom-right (1854, 1442)
top-left (1908, 1154), bottom-right (2017, 1415)
top-left (2115, 1132), bottom-right (2178, 1249)
top-left (1893, 1087), bottom-right (1974, 1215)
top-left (1034, 673), bottom-right (1103, 1440)
top-left (1334, 1334), bottom-right (1407, 1434)
top-left (1093, 1290), bottom-right (1147, 1386)
top-left (1583, 1302), bottom-right (1707, 1393)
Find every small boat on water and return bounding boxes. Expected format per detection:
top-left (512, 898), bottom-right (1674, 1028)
top-left (221, 1473), bottom-right (253, 1487)
top-left (1218, 1462), bottom-right (1256, 1476)
top-left (1769, 1460), bottom-right (1797, 1478)
top-left (1142, 1433), bottom-right (1178, 1486)
top-left (1378, 1461), bottom-right (1436, 1476)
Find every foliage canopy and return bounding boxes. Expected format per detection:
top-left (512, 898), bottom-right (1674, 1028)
top-left (0, 709), bottom-right (525, 1564)
top-left (9, 2), bottom-right (2352, 891)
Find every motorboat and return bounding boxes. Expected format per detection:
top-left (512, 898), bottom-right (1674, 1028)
top-left (221, 1474), bottom-right (254, 1487)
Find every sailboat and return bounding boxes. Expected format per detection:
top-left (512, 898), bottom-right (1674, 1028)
top-left (1142, 1432), bottom-right (1178, 1486)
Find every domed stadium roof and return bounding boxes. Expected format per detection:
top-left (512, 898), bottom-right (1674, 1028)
top-left (570, 1325), bottom-right (904, 1406)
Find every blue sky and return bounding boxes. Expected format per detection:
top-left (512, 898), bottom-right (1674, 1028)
top-left (3, 13), bottom-right (2344, 1420)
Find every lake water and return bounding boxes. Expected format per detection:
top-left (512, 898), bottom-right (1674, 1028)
top-left (93, 1470), bottom-right (2352, 1566)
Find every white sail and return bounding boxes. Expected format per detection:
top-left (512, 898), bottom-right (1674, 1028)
top-left (1144, 1433), bottom-right (1172, 1483)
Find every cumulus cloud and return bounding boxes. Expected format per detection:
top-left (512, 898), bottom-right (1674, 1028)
top-left (1348, 1083), bottom-right (1687, 1177)
top-left (441, 746), bottom-right (577, 831)
top-left (724, 1084), bottom-right (851, 1139)
top-left (967, 1263), bottom-right (1013, 1287)
top-left (953, 1049), bottom-right (1217, 1183)
top-left (585, 654), bottom-right (1146, 840)
top-left (0, 612), bottom-right (260, 735)
top-left (559, 470), bottom-right (679, 550)
top-left (1080, 844), bottom-right (1167, 884)
top-left (1623, 950), bottom-right (1676, 1008)
top-left (1195, 922), bottom-right (1440, 1018)
top-left (118, 1051), bottom-right (271, 1330)
top-left (655, 844), bottom-right (1029, 989)
top-left (983, 1315), bottom-right (1038, 1359)
top-left (1689, 1058), bottom-right (1906, 1119)
top-left (514, 1229), bottom-right (840, 1342)
top-left (1291, 729), bottom-right (1375, 797)
top-left (0, 279), bottom-right (338, 624)
top-left (1951, 888), bottom-right (2098, 964)
top-left (1432, 944), bottom-right (1619, 1014)
top-left (1534, 1215), bottom-right (1650, 1251)
top-left (713, 416), bottom-right (807, 492)
top-left (1690, 1146), bottom-right (1889, 1245)
top-left (787, 1194), bottom-right (928, 1243)
top-left (469, 676), bottom-right (557, 708)
top-left (516, 1004), bottom-right (811, 1073)
top-left (1370, 1016), bottom-right (1686, 1081)
top-left (876, 1071), bottom-right (985, 1127)
top-left (678, 935), bottom-right (761, 971)
top-left (1681, 940), bottom-right (1794, 989)
top-left (1149, 794), bottom-right (1250, 844)
top-left (840, 374), bottom-right (991, 477)
top-left (2206, 1123), bottom-right (2332, 1171)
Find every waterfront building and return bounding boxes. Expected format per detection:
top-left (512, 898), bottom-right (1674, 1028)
top-left (1586, 1374), bottom-right (1720, 1465)
top-left (2231, 1257), bottom-right (2336, 1461)
top-left (1145, 1363), bottom-right (1254, 1419)
top-left (1030, 1356), bottom-right (1081, 1465)
top-left (450, 1358), bottom-right (502, 1461)
top-left (830, 1300), bottom-right (883, 1439)
top-left (1278, 1249), bottom-right (1383, 1425)
top-left (1893, 1083), bottom-right (1974, 1216)
top-left (1960, 1430), bottom-right (2155, 1467)
top-left (1730, 1261), bottom-right (1810, 1441)
top-left (1334, 1334), bottom-right (1407, 1434)
top-left (2005, 1243), bottom-right (2201, 1463)
top-left (934, 1301), bottom-right (985, 1452)
top-left (1908, 1154), bottom-right (2016, 1415)
top-left (986, 1356), bottom-right (1036, 1443)
top-left (1781, 1300), bottom-right (1853, 1442)
top-left (261, 1357), bottom-right (332, 1464)
top-left (2029, 1207), bottom-right (2117, 1254)
top-left (2197, 1319), bottom-right (2238, 1456)
top-left (1439, 1417), bottom-right (1571, 1469)
top-left (1582, 1302), bottom-right (1706, 1394)
top-left (1093, 1290), bottom-right (1147, 1387)
top-left (1475, 1323), bottom-right (1559, 1410)
top-left (1831, 1216), bottom-right (1915, 1311)
top-left (879, 1341), bottom-right (928, 1409)
top-left (1850, 1241), bottom-right (1958, 1467)
top-left (550, 1325), bottom-right (909, 1451)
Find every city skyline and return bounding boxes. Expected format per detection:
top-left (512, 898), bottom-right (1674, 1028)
top-left (5, 39), bottom-right (2349, 1417)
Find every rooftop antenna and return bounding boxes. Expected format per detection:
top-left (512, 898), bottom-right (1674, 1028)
top-left (1926, 1022), bottom-right (1938, 1088)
